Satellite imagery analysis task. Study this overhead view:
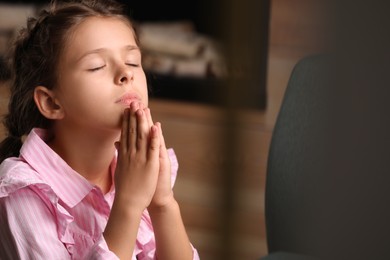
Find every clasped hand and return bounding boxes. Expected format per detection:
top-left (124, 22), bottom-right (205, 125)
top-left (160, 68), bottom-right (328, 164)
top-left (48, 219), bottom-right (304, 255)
top-left (114, 101), bottom-right (174, 212)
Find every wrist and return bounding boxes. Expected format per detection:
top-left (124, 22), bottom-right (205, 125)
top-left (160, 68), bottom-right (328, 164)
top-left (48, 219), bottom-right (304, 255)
top-left (105, 196), bottom-right (144, 259)
top-left (113, 192), bottom-right (146, 217)
top-left (148, 196), bottom-right (178, 215)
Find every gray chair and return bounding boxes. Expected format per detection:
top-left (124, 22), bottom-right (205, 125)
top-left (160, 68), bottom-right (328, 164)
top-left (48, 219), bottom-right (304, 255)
top-left (263, 54), bottom-right (390, 260)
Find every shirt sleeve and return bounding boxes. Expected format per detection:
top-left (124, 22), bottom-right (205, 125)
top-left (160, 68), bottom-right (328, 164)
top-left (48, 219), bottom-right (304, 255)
top-left (0, 187), bottom-right (119, 260)
top-left (135, 243), bottom-right (200, 260)
top-left (83, 235), bottom-right (120, 260)
top-left (0, 187), bottom-right (70, 259)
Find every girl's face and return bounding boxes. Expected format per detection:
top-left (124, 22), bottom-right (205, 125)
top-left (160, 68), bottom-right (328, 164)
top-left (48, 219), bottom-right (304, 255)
top-left (54, 16), bottom-right (148, 133)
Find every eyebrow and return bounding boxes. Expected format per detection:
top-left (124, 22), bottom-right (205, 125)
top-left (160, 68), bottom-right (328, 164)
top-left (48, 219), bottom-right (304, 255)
top-left (77, 45), bottom-right (140, 62)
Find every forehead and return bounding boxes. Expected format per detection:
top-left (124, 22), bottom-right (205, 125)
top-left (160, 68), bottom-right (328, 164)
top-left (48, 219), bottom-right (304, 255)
top-left (62, 16), bottom-right (137, 59)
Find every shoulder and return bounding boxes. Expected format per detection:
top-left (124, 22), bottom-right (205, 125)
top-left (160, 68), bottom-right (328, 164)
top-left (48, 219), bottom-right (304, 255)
top-left (0, 157), bottom-right (49, 198)
top-left (0, 158), bottom-right (69, 228)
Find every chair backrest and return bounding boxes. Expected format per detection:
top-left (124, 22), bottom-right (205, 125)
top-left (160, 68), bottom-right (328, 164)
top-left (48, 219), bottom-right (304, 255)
top-left (265, 54), bottom-right (390, 259)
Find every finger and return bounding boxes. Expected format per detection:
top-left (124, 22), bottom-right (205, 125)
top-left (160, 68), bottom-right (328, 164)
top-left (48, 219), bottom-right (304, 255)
top-left (129, 102), bottom-right (139, 151)
top-left (157, 122), bottom-right (167, 151)
top-left (144, 108), bottom-right (154, 128)
top-left (136, 108), bottom-right (150, 152)
top-left (156, 122), bottom-right (169, 164)
top-left (120, 108), bottom-right (130, 153)
top-left (148, 124), bottom-right (160, 160)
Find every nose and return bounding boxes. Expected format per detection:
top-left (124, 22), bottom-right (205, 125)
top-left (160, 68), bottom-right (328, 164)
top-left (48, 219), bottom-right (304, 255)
top-left (116, 66), bottom-right (134, 85)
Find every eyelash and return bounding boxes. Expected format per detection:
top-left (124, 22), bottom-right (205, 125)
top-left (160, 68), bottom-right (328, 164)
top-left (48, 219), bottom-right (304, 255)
top-left (126, 63), bottom-right (140, 67)
top-left (89, 65), bottom-right (105, 72)
top-left (88, 63), bottom-right (140, 72)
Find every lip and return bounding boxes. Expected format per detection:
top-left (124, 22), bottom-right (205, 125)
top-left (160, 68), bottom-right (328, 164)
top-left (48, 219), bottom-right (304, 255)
top-left (115, 93), bottom-right (141, 106)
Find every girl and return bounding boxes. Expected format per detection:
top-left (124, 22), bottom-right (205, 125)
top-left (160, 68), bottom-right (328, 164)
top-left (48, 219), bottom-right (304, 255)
top-left (0, 0), bottom-right (199, 259)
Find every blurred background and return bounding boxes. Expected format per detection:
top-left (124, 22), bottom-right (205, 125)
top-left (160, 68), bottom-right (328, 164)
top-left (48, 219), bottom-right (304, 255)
top-left (0, 0), bottom-right (328, 259)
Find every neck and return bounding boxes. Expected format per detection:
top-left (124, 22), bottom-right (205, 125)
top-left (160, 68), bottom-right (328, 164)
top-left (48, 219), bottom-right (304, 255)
top-left (48, 126), bottom-right (119, 194)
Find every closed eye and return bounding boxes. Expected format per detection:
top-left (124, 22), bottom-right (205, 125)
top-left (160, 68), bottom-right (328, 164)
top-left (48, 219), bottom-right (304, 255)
top-left (88, 65), bottom-right (106, 72)
top-left (126, 63), bottom-right (140, 67)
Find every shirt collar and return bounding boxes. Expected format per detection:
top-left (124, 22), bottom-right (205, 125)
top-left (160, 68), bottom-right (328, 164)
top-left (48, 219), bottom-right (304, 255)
top-left (20, 128), bottom-right (97, 208)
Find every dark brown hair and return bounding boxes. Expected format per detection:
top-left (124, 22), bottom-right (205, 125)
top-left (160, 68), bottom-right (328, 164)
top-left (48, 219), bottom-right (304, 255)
top-left (0, 0), bottom-right (136, 163)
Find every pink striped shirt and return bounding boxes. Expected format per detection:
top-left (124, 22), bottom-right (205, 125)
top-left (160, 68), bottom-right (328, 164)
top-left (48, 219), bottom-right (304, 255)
top-left (0, 128), bottom-right (200, 259)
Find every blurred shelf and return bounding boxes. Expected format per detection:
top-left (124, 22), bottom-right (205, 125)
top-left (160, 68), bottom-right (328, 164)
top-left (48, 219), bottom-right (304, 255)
top-left (147, 73), bottom-right (223, 106)
top-left (147, 73), bottom-right (266, 110)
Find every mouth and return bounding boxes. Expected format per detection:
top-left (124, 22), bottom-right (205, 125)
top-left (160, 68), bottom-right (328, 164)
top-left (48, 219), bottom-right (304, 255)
top-left (115, 93), bottom-right (141, 106)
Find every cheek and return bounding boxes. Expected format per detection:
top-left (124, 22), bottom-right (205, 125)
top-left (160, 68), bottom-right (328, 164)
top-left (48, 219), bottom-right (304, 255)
top-left (59, 78), bottom-right (106, 109)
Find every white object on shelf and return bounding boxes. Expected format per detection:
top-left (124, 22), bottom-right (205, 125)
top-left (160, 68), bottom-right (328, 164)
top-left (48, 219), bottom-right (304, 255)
top-left (137, 21), bottom-right (227, 78)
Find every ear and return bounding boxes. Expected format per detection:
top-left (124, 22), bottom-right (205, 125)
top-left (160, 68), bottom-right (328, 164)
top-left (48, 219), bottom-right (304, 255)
top-left (34, 86), bottom-right (64, 120)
